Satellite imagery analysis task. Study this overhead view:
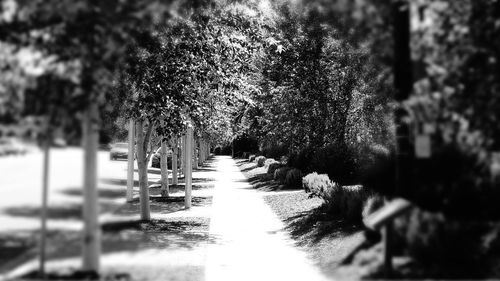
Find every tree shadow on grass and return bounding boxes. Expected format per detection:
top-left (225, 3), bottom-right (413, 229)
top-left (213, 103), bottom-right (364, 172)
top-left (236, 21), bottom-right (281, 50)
top-left (150, 184), bottom-right (214, 195)
top-left (194, 167), bottom-right (218, 172)
top-left (242, 173), bottom-right (302, 192)
top-left (114, 196), bottom-right (212, 217)
top-left (175, 177), bottom-right (216, 184)
top-left (3, 201), bottom-right (121, 220)
top-left (4, 218), bottom-right (217, 275)
top-left (61, 187), bottom-right (125, 199)
top-left (284, 208), bottom-right (363, 245)
top-left (100, 178), bottom-right (157, 187)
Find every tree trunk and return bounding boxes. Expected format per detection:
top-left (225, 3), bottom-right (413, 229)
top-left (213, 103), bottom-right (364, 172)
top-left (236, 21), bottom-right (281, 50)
top-left (193, 136), bottom-right (199, 170)
top-left (180, 135), bottom-right (185, 177)
top-left (39, 129), bottom-right (50, 278)
top-left (126, 119), bottom-right (135, 202)
top-left (184, 124), bottom-right (193, 208)
top-left (172, 138), bottom-right (178, 185)
top-left (82, 102), bottom-right (100, 272)
top-left (136, 119), bottom-right (151, 221)
top-left (160, 139), bottom-right (169, 197)
top-left (198, 139), bottom-right (203, 166)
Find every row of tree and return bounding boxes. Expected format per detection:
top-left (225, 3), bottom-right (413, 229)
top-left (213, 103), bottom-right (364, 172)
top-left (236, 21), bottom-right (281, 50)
top-left (0, 0), bottom-right (269, 276)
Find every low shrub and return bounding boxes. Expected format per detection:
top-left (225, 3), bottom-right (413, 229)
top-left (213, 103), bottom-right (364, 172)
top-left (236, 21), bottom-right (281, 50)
top-left (362, 195), bottom-right (385, 220)
top-left (264, 158), bottom-right (278, 167)
top-left (302, 172), bottom-right (333, 193)
top-left (304, 172), bottom-right (371, 221)
top-left (309, 144), bottom-right (358, 185)
top-left (339, 185), bottom-right (371, 221)
top-left (274, 167), bottom-right (291, 184)
top-left (285, 168), bottom-right (302, 188)
top-left (288, 147), bottom-right (314, 172)
top-left (267, 162), bottom-right (283, 175)
top-left (249, 154), bottom-right (256, 162)
top-left (242, 152), bottom-right (250, 159)
top-left (261, 144), bottom-right (288, 159)
top-left (256, 156), bottom-right (266, 167)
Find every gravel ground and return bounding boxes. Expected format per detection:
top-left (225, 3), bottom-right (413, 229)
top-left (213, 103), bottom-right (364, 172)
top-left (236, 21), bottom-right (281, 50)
top-left (237, 158), bottom-right (364, 280)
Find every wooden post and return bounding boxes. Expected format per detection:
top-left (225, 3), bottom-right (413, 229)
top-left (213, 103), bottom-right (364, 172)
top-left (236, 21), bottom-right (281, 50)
top-left (160, 139), bottom-right (169, 197)
top-left (39, 129), bottom-right (50, 279)
top-left (136, 119), bottom-right (150, 221)
top-left (172, 138), bottom-right (178, 185)
top-left (184, 123), bottom-right (193, 208)
top-left (82, 102), bottom-right (100, 272)
top-left (126, 119), bottom-right (135, 202)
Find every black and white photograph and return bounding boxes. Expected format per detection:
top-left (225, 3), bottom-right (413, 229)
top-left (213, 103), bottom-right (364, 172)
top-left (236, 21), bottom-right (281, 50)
top-left (1, 0), bottom-right (500, 280)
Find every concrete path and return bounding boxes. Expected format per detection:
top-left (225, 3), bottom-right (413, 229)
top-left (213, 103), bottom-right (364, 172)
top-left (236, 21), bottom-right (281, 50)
top-left (205, 156), bottom-right (327, 281)
top-left (3, 156), bottom-right (328, 281)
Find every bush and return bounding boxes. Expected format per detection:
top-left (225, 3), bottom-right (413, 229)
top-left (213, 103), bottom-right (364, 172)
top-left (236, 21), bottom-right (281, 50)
top-left (302, 172), bottom-right (333, 193)
top-left (267, 162), bottom-right (283, 175)
top-left (309, 144), bottom-right (358, 185)
top-left (285, 168), bottom-right (302, 188)
top-left (362, 195), bottom-right (385, 220)
top-left (261, 143), bottom-right (288, 159)
top-left (304, 172), bottom-right (371, 221)
top-left (274, 167), bottom-right (291, 184)
top-left (288, 147), bottom-right (314, 172)
top-left (256, 156), bottom-right (266, 167)
top-left (264, 158), bottom-right (278, 167)
top-left (249, 154), bottom-right (256, 162)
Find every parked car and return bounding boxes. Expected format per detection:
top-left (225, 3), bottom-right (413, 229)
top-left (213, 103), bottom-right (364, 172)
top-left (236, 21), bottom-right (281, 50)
top-left (151, 147), bottom-right (173, 168)
top-left (0, 137), bottom-right (28, 156)
top-left (110, 142), bottom-right (130, 160)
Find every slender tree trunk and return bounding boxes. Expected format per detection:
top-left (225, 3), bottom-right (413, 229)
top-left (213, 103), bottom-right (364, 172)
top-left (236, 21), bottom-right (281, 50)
top-left (39, 129), bottom-right (50, 278)
top-left (82, 102), bottom-right (100, 272)
top-left (136, 119), bottom-right (151, 221)
top-left (194, 136), bottom-right (199, 170)
top-left (184, 124), bottom-right (193, 208)
top-left (126, 119), bottom-right (135, 202)
top-left (172, 138), bottom-right (178, 185)
top-left (160, 139), bottom-right (169, 197)
top-left (198, 139), bottom-right (203, 166)
top-left (180, 135), bottom-right (185, 177)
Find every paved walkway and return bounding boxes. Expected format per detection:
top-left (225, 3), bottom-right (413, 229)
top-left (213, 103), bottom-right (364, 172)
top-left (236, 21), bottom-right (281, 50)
top-left (3, 156), bottom-right (327, 281)
top-left (205, 156), bottom-right (327, 281)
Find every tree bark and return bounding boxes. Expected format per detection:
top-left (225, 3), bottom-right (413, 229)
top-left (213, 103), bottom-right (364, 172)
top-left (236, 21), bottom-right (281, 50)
top-left (194, 136), bottom-right (199, 170)
top-left (180, 135), bottom-right (185, 177)
top-left (172, 138), bottom-right (178, 185)
top-left (39, 128), bottom-right (50, 278)
top-left (136, 119), bottom-right (151, 221)
top-left (82, 102), bottom-right (100, 272)
top-left (184, 124), bottom-right (193, 208)
top-left (126, 119), bottom-right (135, 202)
top-left (160, 138), bottom-right (169, 197)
